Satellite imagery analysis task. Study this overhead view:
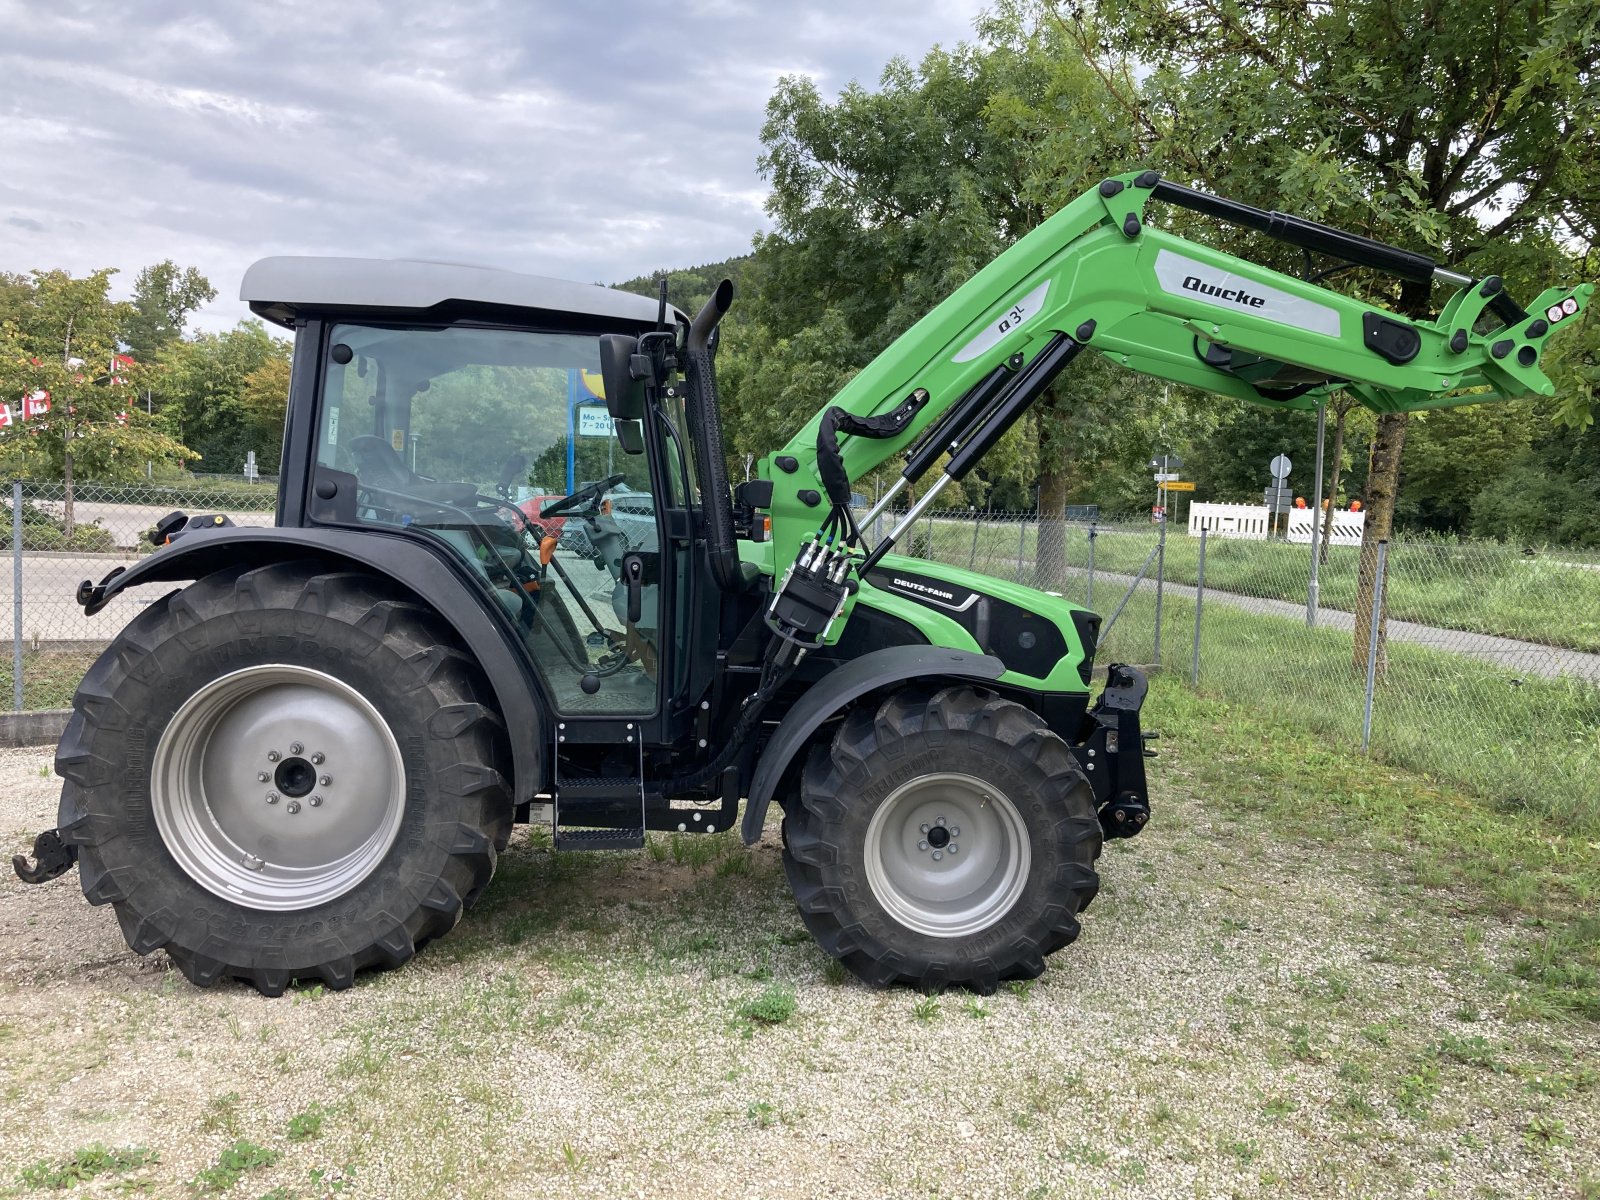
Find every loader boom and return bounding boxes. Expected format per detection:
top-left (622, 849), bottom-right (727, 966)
top-left (760, 170), bottom-right (1591, 560)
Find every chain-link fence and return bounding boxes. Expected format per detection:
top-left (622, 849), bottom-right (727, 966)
top-left (2, 479), bottom-right (278, 710)
top-left (7, 480), bottom-right (1598, 831)
top-left (875, 506), bottom-right (1600, 833)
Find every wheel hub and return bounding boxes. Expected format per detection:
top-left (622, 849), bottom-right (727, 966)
top-left (273, 757), bottom-right (317, 798)
top-left (151, 665), bottom-right (406, 912)
top-left (862, 772), bottom-right (1031, 938)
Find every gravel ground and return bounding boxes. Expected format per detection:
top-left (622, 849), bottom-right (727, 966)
top-left (2, 742), bottom-right (1597, 1200)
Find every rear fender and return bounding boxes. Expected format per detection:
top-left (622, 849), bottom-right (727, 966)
top-left (78, 525), bottom-right (547, 802)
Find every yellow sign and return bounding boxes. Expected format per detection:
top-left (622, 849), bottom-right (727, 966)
top-left (1162, 480), bottom-right (1196, 492)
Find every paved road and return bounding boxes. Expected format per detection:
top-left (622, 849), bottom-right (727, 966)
top-left (29, 501), bottom-right (274, 548)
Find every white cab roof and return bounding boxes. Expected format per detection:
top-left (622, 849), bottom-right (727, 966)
top-left (240, 256), bottom-right (682, 328)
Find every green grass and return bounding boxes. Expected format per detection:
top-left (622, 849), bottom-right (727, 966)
top-left (1149, 674), bottom-right (1600, 1021)
top-left (736, 985), bottom-right (797, 1024)
top-left (185, 1140), bottom-right (278, 1194)
top-left (915, 514), bottom-right (1600, 652)
top-left (1097, 587), bottom-right (1600, 835)
top-left (17, 1144), bottom-right (156, 1190)
top-left (0, 648), bottom-right (101, 711)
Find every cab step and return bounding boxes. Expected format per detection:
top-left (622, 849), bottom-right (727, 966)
top-left (554, 827), bottom-right (646, 852)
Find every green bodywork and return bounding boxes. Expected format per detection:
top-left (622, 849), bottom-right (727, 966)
top-left (743, 170), bottom-right (1592, 693)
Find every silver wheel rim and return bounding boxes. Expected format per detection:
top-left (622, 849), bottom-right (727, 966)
top-left (151, 665), bottom-right (406, 912)
top-left (863, 772), bottom-right (1031, 938)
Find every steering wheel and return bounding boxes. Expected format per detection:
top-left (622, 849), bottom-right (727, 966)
top-left (541, 473), bottom-right (626, 519)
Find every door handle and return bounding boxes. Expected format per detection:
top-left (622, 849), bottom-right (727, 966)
top-left (623, 553), bottom-right (644, 624)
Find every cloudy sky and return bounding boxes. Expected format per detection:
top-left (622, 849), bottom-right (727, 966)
top-left (0, 0), bottom-right (991, 332)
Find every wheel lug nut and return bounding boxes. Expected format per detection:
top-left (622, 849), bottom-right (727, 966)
top-left (267, 750), bottom-right (281, 762)
top-left (309, 795), bottom-right (323, 807)
top-left (319, 775), bottom-right (332, 787)
top-left (918, 840), bottom-right (929, 851)
top-left (265, 792), bottom-right (279, 804)
top-left (289, 742), bottom-right (304, 755)
top-left (286, 800), bottom-right (301, 815)
top-left (920, 823), bottom-right (929, 834)
top-left (257, 771), bottom-right (269, 782)
top-left (935, 816), bottom-right (946, 827)
top-left (931, 850), bottom-right (943, 861)
top-left (311, 752), bottom-right (325, 765)
top-left (948, 844), bottom-right (958, 854)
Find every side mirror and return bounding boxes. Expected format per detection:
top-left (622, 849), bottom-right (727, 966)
top-left (615, 419), bottom-right (644, 455)
top-left (598, 334), bottom-right (647, 421)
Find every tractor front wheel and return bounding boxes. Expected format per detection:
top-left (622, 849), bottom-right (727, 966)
top-left (55, 561), bottom-right (513, 995)
top-left (781, 686), bottom-right (1101, 993)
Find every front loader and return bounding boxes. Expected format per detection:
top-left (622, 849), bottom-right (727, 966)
top-left (16, 171), bottom-right (1589, 995)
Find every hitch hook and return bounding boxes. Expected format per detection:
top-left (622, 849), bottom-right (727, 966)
top-left (12, 828), bottom-right (76, 884)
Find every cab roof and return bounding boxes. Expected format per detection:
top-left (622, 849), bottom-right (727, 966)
top-left (240, 256), bottom-right (684, 329)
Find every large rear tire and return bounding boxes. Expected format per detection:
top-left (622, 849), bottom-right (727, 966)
top-left (55, 561), bottom-right (513, 995)
top-left (781, 686), bottom-right (1100, 993)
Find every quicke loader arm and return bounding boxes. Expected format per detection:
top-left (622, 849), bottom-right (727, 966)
top-left (758, 169), bottom-right (1591, 572)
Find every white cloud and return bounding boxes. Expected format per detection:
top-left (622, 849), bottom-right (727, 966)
top-left (0, 0), bottom-right (988, 331)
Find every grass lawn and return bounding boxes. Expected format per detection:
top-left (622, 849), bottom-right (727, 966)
top-left (912, 514), bottom-right (1600, 653)
top-left (1093, 586), bottom-right (1600, 836)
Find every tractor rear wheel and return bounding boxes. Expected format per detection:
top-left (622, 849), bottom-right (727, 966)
top-left (781, 686), bottom-right (1100, 993)
top-left (55, 561), bottom-right (513, 995)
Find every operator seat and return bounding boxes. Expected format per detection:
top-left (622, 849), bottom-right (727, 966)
top-left (349, 435), bottom-right (479, 506)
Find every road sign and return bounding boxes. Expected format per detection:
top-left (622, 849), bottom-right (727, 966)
top-left (1153, 472), bottom-right (1180, 482)
top-left (1263, 485), bottom-right (1294, 512)
top-left (1163, 480), bottom-right (1195, 492)
top-left (1269, 453), bottom-right (1292, 480)
top-left (1149, 454), bottom-right (1184, 472)
top-left (577, 407), bottom-right (613, 437)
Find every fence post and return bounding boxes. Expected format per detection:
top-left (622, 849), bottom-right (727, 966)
top-left (1152, 512), bottom-right (1168, 668)
top-left (1361, 539), bottom-right (1389, 753)
top-left (1086, 522), bottom-right (1096, 608)
top-left (1016, 515), bottom-right (1026, 582)
top-left (12, 481), bottom-right (22, 712)
top-left (968, 508), bottom-right (981, 570)
top-left (1307, 400), bottom-right (1326, 626)
top-left (1191, 526), bottom-right (1207, 687)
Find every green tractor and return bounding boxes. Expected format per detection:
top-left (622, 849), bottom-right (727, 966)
top-left (16, 171), bottom-right (1589, 995)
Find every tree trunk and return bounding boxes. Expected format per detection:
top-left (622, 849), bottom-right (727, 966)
top-left (1351, 410), bottom-right (1407, 674)
top-left (1319, 406), bottom-right (1348, 565)
top-left (62, 450), bottom-right (74, 540)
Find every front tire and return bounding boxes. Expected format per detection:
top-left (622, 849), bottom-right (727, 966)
top-left (55, 561), bottom-right (513, 995)
top-left (782, 686), bottom-right (1100, 993)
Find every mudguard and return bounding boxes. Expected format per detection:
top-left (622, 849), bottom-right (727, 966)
top-left (75, 525), bottom-right (547, 802)
top-left (740, 646), bottom-right (1005, 844)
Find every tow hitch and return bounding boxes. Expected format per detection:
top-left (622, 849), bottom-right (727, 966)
top-left (12, 828), bottom-right (76, 884)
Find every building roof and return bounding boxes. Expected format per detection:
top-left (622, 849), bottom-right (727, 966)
top-left (240, 256), bottom-right (682, 328)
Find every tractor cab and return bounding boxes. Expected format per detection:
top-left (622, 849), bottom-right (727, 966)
top-left (244, 258), bottom-right (730, 735)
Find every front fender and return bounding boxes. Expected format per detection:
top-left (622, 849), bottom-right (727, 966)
top-left (741, 646), bottom-right (1005, 844)
top-left (77, 526), bottom-right (547, 803)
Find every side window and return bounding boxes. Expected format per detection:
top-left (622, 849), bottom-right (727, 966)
top-left (315, 324), bottom-right (658, 716)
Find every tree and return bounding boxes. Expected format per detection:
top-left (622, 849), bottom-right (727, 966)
top-left (154, 321), bottom-right (290, 474)
top-left (1067, 0), bottom-right (1599, 666)
top-left (749, 21), bottom-right (1197, 580)
top-left (121, 261), bottom-right (216, 364)
top-left (0, 270), bottom-right (194, 531)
